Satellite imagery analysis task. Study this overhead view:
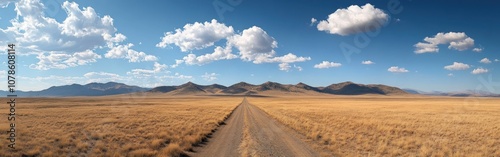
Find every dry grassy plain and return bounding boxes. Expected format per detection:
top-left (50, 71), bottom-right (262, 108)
top-left (249, 96), bottom-right (500, 157)
top-left (0, 95), bottom-right (241, 157)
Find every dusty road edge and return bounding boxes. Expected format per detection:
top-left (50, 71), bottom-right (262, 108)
top-left (188, 99), bottom-right (242, 152)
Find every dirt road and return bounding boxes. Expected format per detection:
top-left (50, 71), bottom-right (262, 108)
top-left (191, 98), bottom-right (318, 157)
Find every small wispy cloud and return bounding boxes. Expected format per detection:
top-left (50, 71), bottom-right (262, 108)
top-left (479, 58), bottom-right (491, 64)
top-left (361, 60), bottom-right (375, 65)
top-left (314, 61), bottom-right (342, 69)
top-left (444, 62), bottom-right (470, 70)
top-left (471, 68), bottom-right (488, 75)
top-left (388, 66), bottom-right (408, 73)
top-left (472, 48), bottom-right (483, 52)
top-left (202, 72), bottom-right (219, 81)
top-left (310, 18), bottom-right (317, 26)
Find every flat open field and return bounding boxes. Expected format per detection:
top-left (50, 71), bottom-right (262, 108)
top-left (0, 95), bottom-right (499, 156)
top-left (0, 96), bottom-right (241, 156)
top-left (249, 96), bottom-right (500, 156)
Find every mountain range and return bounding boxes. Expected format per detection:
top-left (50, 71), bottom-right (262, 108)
top-left (0, 82), bottom-right (150, 97)
top-left (0, 81), bottom-right (409, 97)
top-left (3, 81), bottom-right (497, 97)
top-left (136, 81), bottom-right (408, 96)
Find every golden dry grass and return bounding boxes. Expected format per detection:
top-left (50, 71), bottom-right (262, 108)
top-left (0, 96), bottom-right (241, 157)
top-left (249, 96), bottom-right (500, 157)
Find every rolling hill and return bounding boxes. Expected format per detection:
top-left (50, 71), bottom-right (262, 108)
top-left (0, 82), bottom-right (150, 97)
top-left (150, 82), bottom-right (227, 95)
top-left (318, 81), bottom-right (408, 95)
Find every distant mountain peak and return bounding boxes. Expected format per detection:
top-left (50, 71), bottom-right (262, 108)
top-left (296, 82), bottom-right (307, 85)
top-left (293, 82), bottom-right (320, 92)
top-left (261, 81), bottom-right (281, 86)
top-left (235, 81), bottom-right (251, 85)
top-left (169, 82), bottom-right (206, 95)
top-left (257, 81), bottom-right (288, 91)
top-left (338, 81), bottom-right (355, 85)
top-left (231, 82), bottom-right (256, 88)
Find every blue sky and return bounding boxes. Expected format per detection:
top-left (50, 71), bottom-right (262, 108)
top-left (0, 0), bottom-right (499, 93)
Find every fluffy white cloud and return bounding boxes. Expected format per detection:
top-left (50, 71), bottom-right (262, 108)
top-left (29, 50), bottom-right (101, 70)
top-left (160, 21), bottom-right (310, 70)
top-left (472, 68), bottom-right (488, 74)
top-left (228, 26), bottom-right (310, 65)
top-left (181, 46), bottom-right (237, 65)
top-left (448, 73), bottom-right (454, 77)
top-left (388, 66), bottom-right (408, 73)
top-left (479, 58), bottom-right (491, 64)
top-left (3, 1), bottom-right (123, 53)
top-left (414, 32), bottom-right (476, 53)
top-left (316, 3), bottom-right (388, 36)
top-left (156, 19), bottom-right (234, 51)
top-left (314, 61), bottom-right (342, 69)
top-left (495, 59), bottom-right (499, 62)
top-left (444, 62), bottom-right (470, 70)
top-left (228, 26), bottom-right (278, 63)
top-left (472, 48), bottom-right (483, 52)
top-left (361, 60), bottom-right (375, 65)
top-left (449, 38), bottom-right (474, 51)
top-left (202, 72), bottom-right (218, 81)
top-left (0, 0), bottom-right (155, 69)
top-left (105, 43), bottom-right (158, 62)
